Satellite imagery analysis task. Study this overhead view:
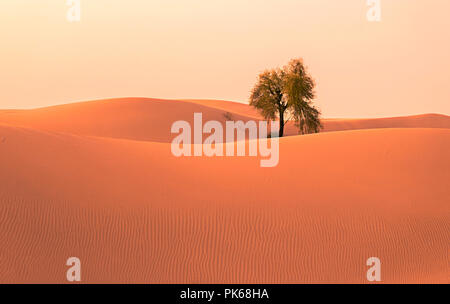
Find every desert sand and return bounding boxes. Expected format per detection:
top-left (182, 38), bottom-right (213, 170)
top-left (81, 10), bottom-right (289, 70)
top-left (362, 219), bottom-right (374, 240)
top-left (2, 98), bottom-right (448, 140)
top-left (0, 98), bottom-right (449, 283)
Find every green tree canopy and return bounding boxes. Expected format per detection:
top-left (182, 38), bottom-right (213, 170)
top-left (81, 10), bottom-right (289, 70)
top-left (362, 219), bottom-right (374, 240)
top-left (249, 58), bottom-right (322, 137)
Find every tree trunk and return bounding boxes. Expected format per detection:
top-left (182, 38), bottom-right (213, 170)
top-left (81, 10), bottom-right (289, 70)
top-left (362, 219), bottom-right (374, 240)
top-left (279, 108), bottom-right (285, 137)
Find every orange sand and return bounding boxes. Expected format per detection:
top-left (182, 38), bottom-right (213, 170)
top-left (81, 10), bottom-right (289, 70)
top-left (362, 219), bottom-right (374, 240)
top-left (0, 98), bottom-right (448, 283)
top-left (1, 98), bottom-right (448, 142)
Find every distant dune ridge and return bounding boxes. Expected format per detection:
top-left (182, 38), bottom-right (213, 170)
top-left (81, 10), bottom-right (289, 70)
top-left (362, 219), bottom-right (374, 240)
top-left (0, 98), bottom-right (258, 143)
top-left (0, 98), bottom-right (449, 283)
top-left (0, 98), bottom-right (448, 142)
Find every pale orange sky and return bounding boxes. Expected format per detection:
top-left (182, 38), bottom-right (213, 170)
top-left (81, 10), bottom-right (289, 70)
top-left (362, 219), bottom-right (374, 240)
top-left (0, 0), bottom-right (449, 118)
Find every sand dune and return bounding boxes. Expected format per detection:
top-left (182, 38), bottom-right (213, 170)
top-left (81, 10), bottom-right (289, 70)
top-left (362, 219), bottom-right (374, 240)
top-left (181, 99), bottom-right (262, 119)
top-left (1, 98), bottom-right (448, 143)
top-left (0, 98), bottom-right (256, 143)
top-left (280, 114), bottom-right (450, 136)
top-left (320, 114), bottom-right (450, 131)
top-left (0, 119), bottom-right (448, 283)
top-left (178, 99), bottom-right (450, 134)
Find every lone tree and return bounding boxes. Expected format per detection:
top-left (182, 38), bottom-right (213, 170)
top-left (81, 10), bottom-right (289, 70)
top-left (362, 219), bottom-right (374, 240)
top-left (249, 58), bottom-right (322, 137)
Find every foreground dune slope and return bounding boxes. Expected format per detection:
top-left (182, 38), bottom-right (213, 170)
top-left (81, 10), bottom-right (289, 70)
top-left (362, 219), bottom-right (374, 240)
top-left (0, 98), bottom-right (448, 142)
top-left (0, 124), bottom-right (448, 283)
